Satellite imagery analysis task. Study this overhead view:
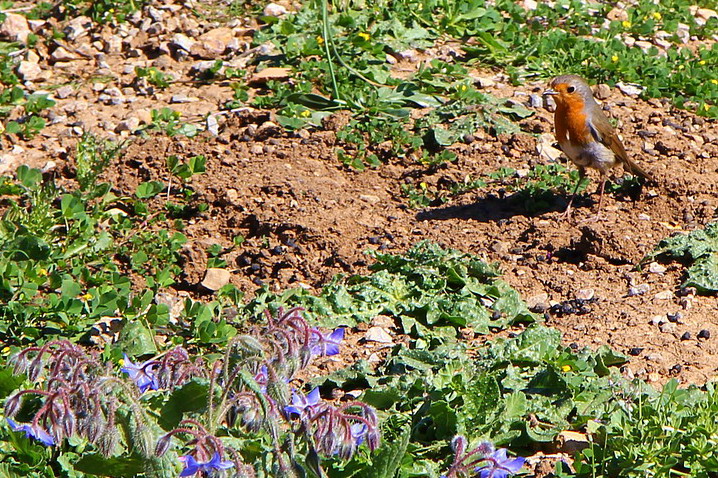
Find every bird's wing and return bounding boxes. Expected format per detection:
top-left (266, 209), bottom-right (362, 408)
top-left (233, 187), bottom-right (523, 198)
top-left (587, 110), bottom-right (653, 181)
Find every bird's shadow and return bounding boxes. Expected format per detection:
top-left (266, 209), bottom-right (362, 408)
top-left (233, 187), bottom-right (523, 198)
top-left (416, 191), bottom-right (583, 223)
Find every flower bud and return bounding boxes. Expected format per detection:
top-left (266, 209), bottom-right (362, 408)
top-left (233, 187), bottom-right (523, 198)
top-left (155, 434), bottom-right (172, 457)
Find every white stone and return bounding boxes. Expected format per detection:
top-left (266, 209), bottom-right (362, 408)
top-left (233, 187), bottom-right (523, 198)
top-left (0, 13), bottom-right (31, 43)
top-left (264, 3), bottom-right (288, 16)
top-left (201, 268), bottom-right (231, 291)
top-left (365, 326), bottom-right (393, 344)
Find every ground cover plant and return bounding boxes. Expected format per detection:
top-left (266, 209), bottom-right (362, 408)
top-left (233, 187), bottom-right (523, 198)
top-left (1, 0), bottom-right (718, 476)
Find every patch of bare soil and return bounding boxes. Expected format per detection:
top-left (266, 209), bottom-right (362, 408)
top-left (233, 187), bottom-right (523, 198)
top-left (3, 1), bottom-right (718, 387)
top-left (102, 84), bottom-right (718, 386)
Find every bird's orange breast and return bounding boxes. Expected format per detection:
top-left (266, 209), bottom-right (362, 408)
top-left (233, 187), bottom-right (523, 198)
top-left (554, 95), bottom-right (592, 146)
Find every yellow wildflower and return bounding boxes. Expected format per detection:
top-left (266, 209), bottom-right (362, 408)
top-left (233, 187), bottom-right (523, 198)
top-left (358, 32), bottom-right (370, 41)
top-left (2, 346), bottom-right (10, 354)
top-left (699, 60), bottom-right (706, 65)
top-left (81, 293), bottom-right (93, 301)
top-left (38, 268), bottom-right (48, 276)
top-left (611, 55), bottom-right (619, 63)
top-left (711, 79), bottom-right (718, 85)
top-left (561, 365), bottom-right (572, 372)
top-left (622, 20), bottom-right (632, 28)
top-left (652, 12), bottom-right (662, 20)
top-left (316, 35), bottom-right (324, 45)
top-left (299, 110), bottom-right (311, 118)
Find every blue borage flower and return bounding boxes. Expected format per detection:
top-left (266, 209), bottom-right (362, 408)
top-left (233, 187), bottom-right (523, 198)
top-left (309, 327), bottom-right (345, 356)
top-left (441, 436), bottom-right (524, 478)
top-left (120, 353), bottom-right (159, 393)
top-left (285, 387), bottom-right (321, 417)
top-left (476, 448), bottom-right (525, 478)
top-left (179, 452), bottom-right (233, 477)
top-left (6, 417), bottom-right (55, 446)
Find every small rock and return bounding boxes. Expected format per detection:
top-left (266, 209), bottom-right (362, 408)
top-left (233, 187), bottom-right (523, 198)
top-left (367, 352), bottom-right (382, 363)
top-left (523, 0), bottom-right (538, 10)
top-left (528, 94), bottom-right (543, 108)
top-left (681, 332), bottom-right (691, 341)
top-left (201, 268), bottom-right (231, 291)
top-left (648, 262), bottom-right (666, 274)
top-left (667, 312), bottom-right (683, 323)
top-left (555, 431), bottom-right (589, 454)
top-left (51, 46), bottom-right (78, 62)
top-left (398, 49), bottom-right (419, 62)
top-left (17, 61), bottom-right (43, 81)
top-left (192, 27), bottom-right (235, 59)
top-left (607, 7), bottom-right (629, 21)
top-left (698, 329), bottom-right (711, 340)
top-left (63, 15), bottom-right (92, 41)
top-left (638, 213), bottom-right (651, 221)
top-left (171, 94), bottom-right (199, 103)
top-left (135, 108), bottom-right (153, 125)
top-left (264, 2), bottom-right (288, 16)
top-left (115, 117), bottom-right (140, 133)
top-left (537, 134), bottom-right (563, 162)
top-left (206, 114), bottom-right (219, 136)
top-left (371, 315), bottom-right (395, 328)
top-left (628, 347), bottom-right (643, 356)
top-left (474, 76), bottom-right (496, 88)
top-left (359, 194), bottom-right (380, 204)
top-left (654, 290), bottom-right (673, 300)
top-left (694, 7), bottom-right (718, 25)
top-left (147, 5), bottom-right (164, 22)
top-left (616, 82), bottom-right (645, 97)
top-left (659, 322), bottom-right (676, 333)
top-left (593, 84), bottom-right (612, 100)
top-left (171, 33), bottom-right (196, 52)
top-left (0, 13), bottom-right (32, 43)
top-left (575, 288), bottom-right (594, 301)
top-left (249, 67), bottom-right (292, 85)
top-left (527, 292), bottom-right (550, 312)
top-left (650, 315), bottom-right (665, 326)
top-left (365, 326), bottom-right (393, 344)
top-left (250, 144), bottom-right (264, 155)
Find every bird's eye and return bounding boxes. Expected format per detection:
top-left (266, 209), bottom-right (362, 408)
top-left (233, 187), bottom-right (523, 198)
top-left (567, 86), bottom-right (575, 93)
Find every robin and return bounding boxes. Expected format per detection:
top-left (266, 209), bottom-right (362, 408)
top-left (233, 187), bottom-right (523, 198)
top-left (543, 75), bottom-right (653, 218)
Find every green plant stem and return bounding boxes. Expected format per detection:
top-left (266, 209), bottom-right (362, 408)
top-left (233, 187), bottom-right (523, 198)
top-left (320, 0), bottom-right (340, 100)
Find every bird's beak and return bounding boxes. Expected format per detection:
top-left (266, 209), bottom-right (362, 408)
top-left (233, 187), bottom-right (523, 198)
top-left (543, 89), bottom-right (558, 96)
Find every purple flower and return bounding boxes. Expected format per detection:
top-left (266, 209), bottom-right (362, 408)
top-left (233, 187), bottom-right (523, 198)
top-left (475, 448), bottom-right (525, 478)
top-left (120, 354), bottom-right (158, 393)
top-left (309, 328), bottom-right (344, 356)
top-left (350, 422), bottom-right (368, 446)
top-left (179, 452), bottom-right (234, 476)
top-left (6, 418), bottom-right (55, 446)
top-left (254, 365), bottom-right (268, 393)
top-left (285, 387), bottom-right (320, 417)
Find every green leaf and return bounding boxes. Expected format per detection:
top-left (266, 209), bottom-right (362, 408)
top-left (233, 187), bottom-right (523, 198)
top-left (158, 378), bottom-right (210, 430)
top-left (135, 181), bottom-right (165, 199)
top-left (118, 320), bottom-right (157, 355)
top-left (74, 453), bottom-right (146, 477)
top-left (358, 416), bottom-right (411, 478)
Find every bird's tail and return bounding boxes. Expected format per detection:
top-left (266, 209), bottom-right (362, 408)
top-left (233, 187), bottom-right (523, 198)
top-left (623, 157), bottom-right (654, 182)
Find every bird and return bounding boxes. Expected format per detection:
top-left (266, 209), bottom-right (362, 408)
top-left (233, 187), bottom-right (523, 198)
top-left (543, 74), bottom-right (653, 218)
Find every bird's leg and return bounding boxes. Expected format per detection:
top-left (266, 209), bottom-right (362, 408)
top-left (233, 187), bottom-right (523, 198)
top-left (595, 173), bottom-right (607, 218)
top-left (560, 167), bottom-right (586, 219)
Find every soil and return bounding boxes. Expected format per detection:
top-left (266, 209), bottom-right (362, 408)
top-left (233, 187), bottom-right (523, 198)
top-left (3, 1), bottom-right (718, 389)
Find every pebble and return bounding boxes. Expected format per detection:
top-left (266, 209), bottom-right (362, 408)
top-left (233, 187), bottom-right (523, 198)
top-left (474, 76), bottom-right (496, 88)
top-left (51, 47), bottom-right (78, 62)
top-left (202, 268), bottom-right (231, 291)
top-left (206, 114), bottom-right (219, 136)
top-left (575, 288), bottom-right (594, 301)
top-left (17, 61), bottom-right (43, 81)
top-left (593, 84), bottom-right (611, 100)
top-left (648, 262), bottom-right (666, 274)
top-left (0, 13), bottom-right (32, 43)
top-left (628, 284), bottom-right (650, 296)
top-left (681, 332), bottom-right (691, 340)
top-left (654, 290), bottom-right (673, 300)
top-left (650, 315), bottom-right (665, 326)
top-left (698, 329), bottom-right (711, 340)
top-left (171, 94), bottom-right (199, 103)
top-left (264, 2), bottom-right (289, 16)
top-left (666, 312), bottom-right (683, 323)
top-left (172, 33), bottom-right (196, 52)
top-left (659, 322), bottom-right (676, 333)
top-left (628, 347), bottom-right (643, 356)
top-left (365, 326), bottom-right (393, 344)
top-left (527, 292), bottom-right (550, 312)
top-left (616, 82), bottom-right (644, 96)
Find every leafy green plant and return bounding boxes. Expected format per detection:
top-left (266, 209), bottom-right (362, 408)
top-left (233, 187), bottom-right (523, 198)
top-left (147, 108), bottom-right (199, 138)
top-left (135, 67), bottom-right (173, 89)
top-left (644, 222), bottom-right (718, 293)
